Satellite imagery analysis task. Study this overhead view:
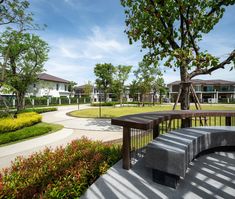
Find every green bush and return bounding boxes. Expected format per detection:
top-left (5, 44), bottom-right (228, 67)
top-left (0, 112), bottom-right (10, 119)
top-left (33, 97), bottom-right (48, 106)
top-left (91, 102), bottom-right (119, 106)
top-left (91, 101), bottom-right (156, 107)
top-left (0, 138), bottom-right (121, 198)
top-left (22, 107), bottom-right (57, 114)
top-left (0, 122), bottom-right (63, 145)
top-left (0, 112), bottom-right (42, 134)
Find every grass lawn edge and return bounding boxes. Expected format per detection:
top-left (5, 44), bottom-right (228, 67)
top-left (0, 122), bottom-right (64, 147)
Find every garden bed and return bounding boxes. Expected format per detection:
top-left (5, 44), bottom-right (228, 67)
top-left (0, 122), bottom-right (63, 146)
top-left (0, 138), bottom-right (121, 198)
top-left (0, 112), bottom-right (42, 133)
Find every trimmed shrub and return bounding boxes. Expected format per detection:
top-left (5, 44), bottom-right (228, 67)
top-left (91, 101), bottom-right (156, 107)
top-left (0, 138), bottom-right (121, 198)
top-left (0, 112), bottom-right (10, 119)
top-left (0, 112), bottom-right (42, 134)
top-left (91, 102), bottom-right (119, 106)
top-left (0, 123), bottom-right (63, 145)
top-left (22, 107), bottom-right (57, 114)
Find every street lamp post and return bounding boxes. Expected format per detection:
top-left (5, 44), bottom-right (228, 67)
top-left (77, 92), bottom-right (80, 110)
top-left (99, 93), bottom-right (102, 118)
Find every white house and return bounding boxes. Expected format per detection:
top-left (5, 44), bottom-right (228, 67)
top-left (168, 79), bottom-right (235, 103)
top-left (27, 73), bottom-right (71, 97)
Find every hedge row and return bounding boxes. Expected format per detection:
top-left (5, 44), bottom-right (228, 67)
top-left (0, 112), bottom-right (42, 134)
top-left (0, 138), bottom-right (121, 198)
top-left (24, 96), bottom-right (91, 106)
top-left (21, 107), bottom-right (57, 114)
top-left (91, 101), bottom-right (158, 107)
top-left (0, 107), bottom-right (57, 119)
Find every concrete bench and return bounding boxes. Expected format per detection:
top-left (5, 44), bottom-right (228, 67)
top-left (145, 126), bottom-right (235, 188)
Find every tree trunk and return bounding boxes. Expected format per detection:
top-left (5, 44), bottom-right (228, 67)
top-left (180, 83), bottom-right (190, 110)
top-left (104, 92), bottom-right (107, 103)
top-left (180, 65), bottom-right (190, 110)
top-left (180, 65), bottom-right (192, 128)
top-left (16, 91), bottom-right (25, 112)
top-left (160, 92), bottom-right (162, 104)
top-left (152, 93), bottom-right (155, 106)
top-left (120, 92), bottom-right (123, 107)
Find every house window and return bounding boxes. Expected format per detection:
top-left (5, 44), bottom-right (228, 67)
top-left (221, 86), bottom-right (229, 91)
top-left (56, 84), bottom-right (59, 91)
top-left (194, 85), bottom-right (201, 92)
top-left (65, 85), bottom-right (67, 91)
top-left (33, 84), bottom-right (36, 88)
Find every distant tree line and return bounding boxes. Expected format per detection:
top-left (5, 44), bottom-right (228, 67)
top-left (94, 62), bottom-right (166, 106)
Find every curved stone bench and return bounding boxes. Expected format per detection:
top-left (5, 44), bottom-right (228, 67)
top-left (145, 126), bottom-right (235, 188)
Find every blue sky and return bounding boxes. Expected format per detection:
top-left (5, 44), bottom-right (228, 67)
top-left (29, 0), bottom-right (235, 84)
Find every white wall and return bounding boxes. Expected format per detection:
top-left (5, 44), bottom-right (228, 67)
top-left (27, 80), bottom-right (70, 97)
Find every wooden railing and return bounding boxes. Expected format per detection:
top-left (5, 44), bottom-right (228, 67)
top-left (111, 110), bottom-right (235, 170)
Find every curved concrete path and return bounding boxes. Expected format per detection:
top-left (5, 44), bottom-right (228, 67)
top-left (42, 105), bottom-right (122, 132)
top-left (0, 104), bottom-right (122, 169)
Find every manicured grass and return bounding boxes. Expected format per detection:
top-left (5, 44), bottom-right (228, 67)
top-left (0, 122), bottom-right (63, 146)
top-left (69, 104), bottom-right (235, 118)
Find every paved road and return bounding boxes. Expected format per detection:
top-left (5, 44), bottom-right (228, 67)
top-left (0, 104), bottom-right (122, 169)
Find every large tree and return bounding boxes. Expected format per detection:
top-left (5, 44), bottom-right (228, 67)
top-left (94, 63), bottom-right (115, 102)
top-left (0, 0), bottom-right (42, 83)
top-left (113, 65), bottom-right (132, 106)
top-left (0, 30), bottom-right (49, 111)
top-left (121, 0), bottom-right (235, 110)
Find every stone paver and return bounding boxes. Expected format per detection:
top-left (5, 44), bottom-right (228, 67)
top-left (82, 152), bottom-right (235, 199)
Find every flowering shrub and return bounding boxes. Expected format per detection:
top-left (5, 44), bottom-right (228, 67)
top-left (0, 112), bottom-right (42, 134)
top-left (0, 138), bottom-right (121, 198)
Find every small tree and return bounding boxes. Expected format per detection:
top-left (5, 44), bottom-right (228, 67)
top-left (134, 62), bottom-right (161, 106)
top-left (83, 81), bottom-right (93, 97)
top-left (152, 77), bottom-right (166, 104)
top-left (94, 63), bottom-right (115, 102)
top-left (121, 0), bottom-right (235, 110)
top-left (68, 81), bottom-right (77, 97)
top-left (113, 65), bottom-right (132, 106)
top-left (129, 80), bottom-right (140, 101)
top-left (0, 30), bottom-right (49, 111)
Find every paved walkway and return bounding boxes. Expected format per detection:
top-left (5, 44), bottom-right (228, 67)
top-left (0, 104), bottom-right (122, 169)
top-left (82, 152), bottom-right (235, 199)
top-left (42, 105), bottom-right (122, 132)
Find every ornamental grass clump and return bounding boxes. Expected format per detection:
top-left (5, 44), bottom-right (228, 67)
top-left (0, 137), bottom-right (121, 198)
top-left (0, 112), bottom-right (42, 134)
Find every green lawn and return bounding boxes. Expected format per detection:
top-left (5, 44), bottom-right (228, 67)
top-left (69, 104), bottom-right (235, 118)
top-left (0, 122), bottom-right (63, 146)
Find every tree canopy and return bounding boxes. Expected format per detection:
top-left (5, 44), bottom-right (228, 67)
top-left (134, 61), bottom-right (161, 103)
top-left (0, 0), bottom-right (44, 83)
top-left (94, 63), bottom-right (116, 102)
top-left (0, 30), bottom-right (49, 111)
top-left (121, 0), bottom-right (235, 109)
top-left (113, 65), bottom-right (132, 105)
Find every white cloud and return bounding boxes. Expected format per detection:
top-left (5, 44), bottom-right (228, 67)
top-left (42, 25), bottom-right (143, 84)
top-left (43, 24), bottom-right (235, 86)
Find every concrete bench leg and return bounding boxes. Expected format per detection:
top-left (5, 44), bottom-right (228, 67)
top-left (152, 169), bottom-right (180, 189)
